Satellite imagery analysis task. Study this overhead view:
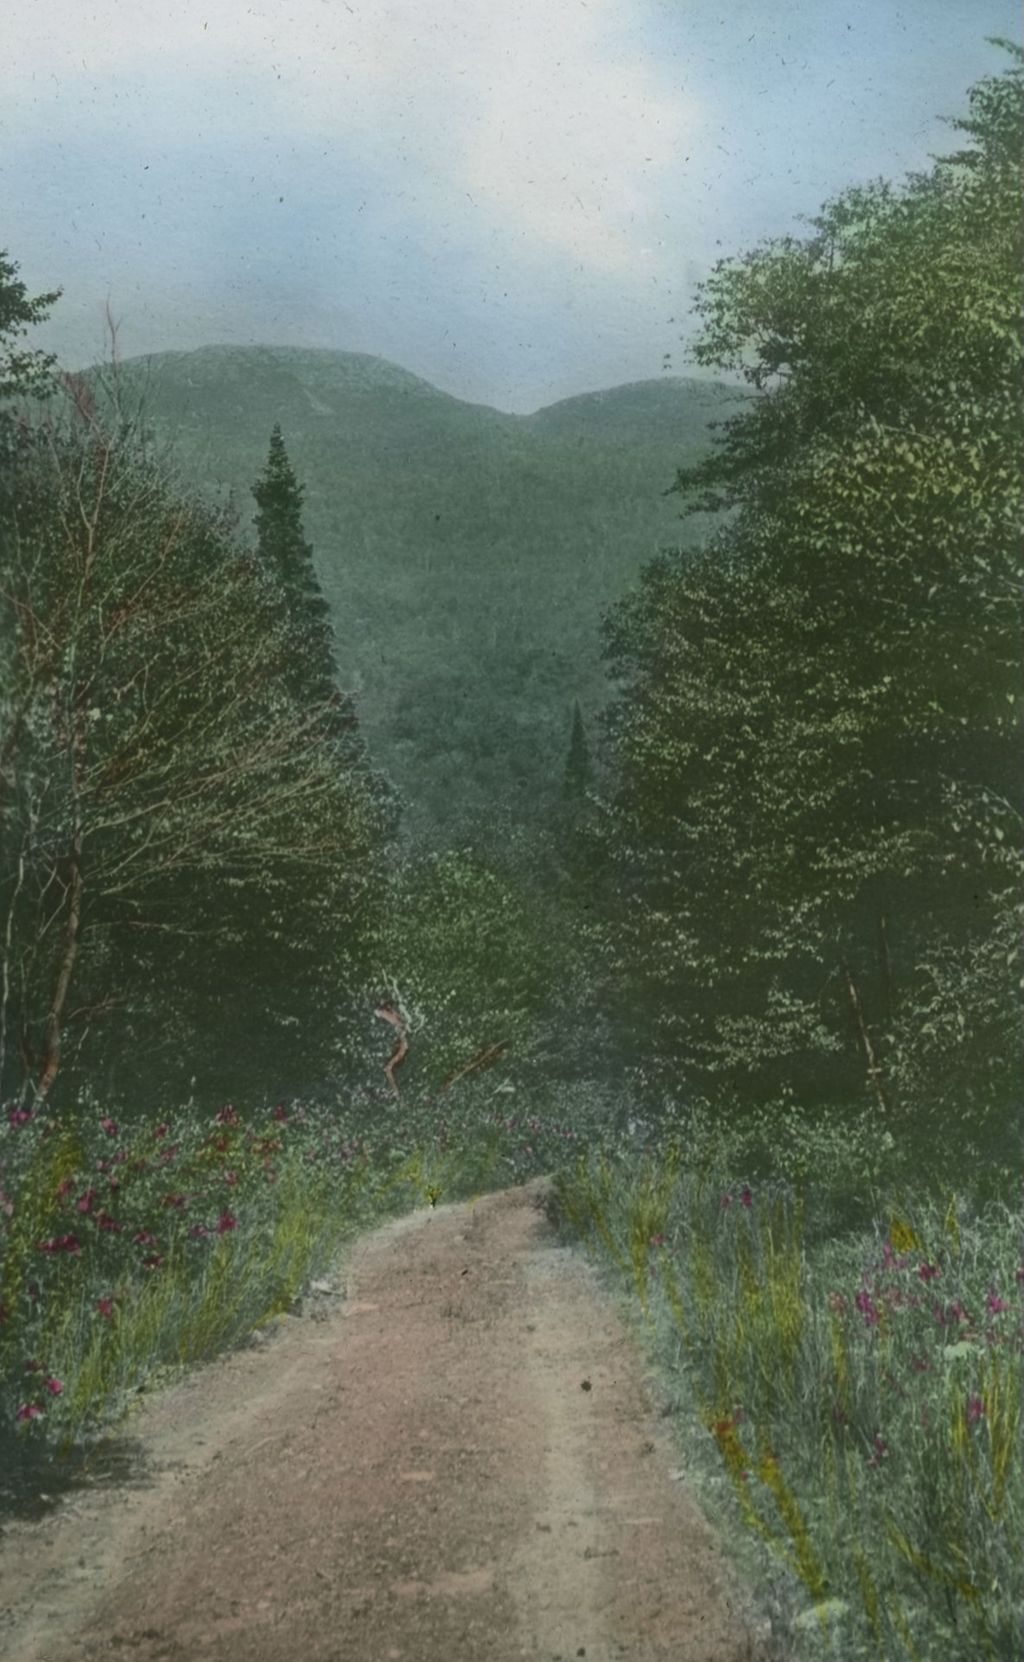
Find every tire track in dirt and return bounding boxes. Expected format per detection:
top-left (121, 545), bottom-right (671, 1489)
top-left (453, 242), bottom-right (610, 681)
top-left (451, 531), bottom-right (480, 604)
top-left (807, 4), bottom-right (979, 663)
top-left (0, 1179), bottom-right (771, 1661)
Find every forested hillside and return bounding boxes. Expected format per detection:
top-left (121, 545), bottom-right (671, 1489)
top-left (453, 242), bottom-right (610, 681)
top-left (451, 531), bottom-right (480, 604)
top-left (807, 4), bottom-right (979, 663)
top-left (110, 348), bottom-right (731, 841)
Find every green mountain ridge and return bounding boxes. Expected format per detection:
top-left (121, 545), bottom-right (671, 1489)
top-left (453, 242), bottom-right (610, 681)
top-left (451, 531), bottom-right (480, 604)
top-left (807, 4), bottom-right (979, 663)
top-left (111, 345), bottom-right (732, 842)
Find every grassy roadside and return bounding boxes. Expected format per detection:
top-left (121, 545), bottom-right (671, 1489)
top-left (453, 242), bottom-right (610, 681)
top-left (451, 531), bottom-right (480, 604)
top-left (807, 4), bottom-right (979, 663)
top-left (545, 1130), bottom-right (1023, 1662)
top-left (0, 1085), bottom-right (587, 1500)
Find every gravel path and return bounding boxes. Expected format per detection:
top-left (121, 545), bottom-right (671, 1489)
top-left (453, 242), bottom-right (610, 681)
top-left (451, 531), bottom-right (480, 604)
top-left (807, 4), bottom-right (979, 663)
top-left (0, 1178), bottom-right (771, 1661)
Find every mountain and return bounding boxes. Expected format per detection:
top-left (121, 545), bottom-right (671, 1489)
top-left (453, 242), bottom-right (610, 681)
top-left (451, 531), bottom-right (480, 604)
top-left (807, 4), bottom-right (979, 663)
top-left (113, 346), bottom-right (734, 843)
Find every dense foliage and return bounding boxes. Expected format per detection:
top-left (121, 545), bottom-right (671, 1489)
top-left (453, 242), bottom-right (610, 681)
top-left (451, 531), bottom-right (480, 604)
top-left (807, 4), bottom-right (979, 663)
top-left (0, 343), bottom-right (391, 1111)
top-left (598, 49), bottom-right (1023, 1152)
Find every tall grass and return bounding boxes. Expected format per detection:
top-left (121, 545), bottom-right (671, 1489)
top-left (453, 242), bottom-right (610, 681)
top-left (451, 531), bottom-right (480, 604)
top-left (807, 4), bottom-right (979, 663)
top-left (548, 1141), bottom-right (1023, 1660)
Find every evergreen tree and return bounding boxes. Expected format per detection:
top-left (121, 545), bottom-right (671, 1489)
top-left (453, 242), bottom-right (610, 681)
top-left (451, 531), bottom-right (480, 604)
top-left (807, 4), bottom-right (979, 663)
top-left (252, 425), bottom-right (338, 709)
top-left (563, 700), bottom-right (593, 799)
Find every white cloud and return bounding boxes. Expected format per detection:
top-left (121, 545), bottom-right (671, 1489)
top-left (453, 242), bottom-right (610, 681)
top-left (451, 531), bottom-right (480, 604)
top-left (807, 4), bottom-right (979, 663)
top-left (4, 0), bottom-right (695, 276)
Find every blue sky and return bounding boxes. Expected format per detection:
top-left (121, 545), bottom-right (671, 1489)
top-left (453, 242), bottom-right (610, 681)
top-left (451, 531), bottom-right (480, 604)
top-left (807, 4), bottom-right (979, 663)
top-left (2, 1), bottom-right (1018, 411)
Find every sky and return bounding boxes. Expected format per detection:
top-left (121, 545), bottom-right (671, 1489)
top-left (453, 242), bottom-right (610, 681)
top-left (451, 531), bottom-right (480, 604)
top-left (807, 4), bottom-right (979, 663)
top-left (2, 1), bottom-right (1019, 413)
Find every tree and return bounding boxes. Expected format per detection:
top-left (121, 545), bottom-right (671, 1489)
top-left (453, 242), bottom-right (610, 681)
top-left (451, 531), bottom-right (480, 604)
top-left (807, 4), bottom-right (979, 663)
top-left (600, 47), bottom-right (1023, 1142)
top-left (252, 425), bottom-right (338, 708)
top-left (563, 700), bottom-right (593, 799)
top-left (0, 251), bottom-right (60, 405)
top-left (0, 396), bottom-right (390, 1110)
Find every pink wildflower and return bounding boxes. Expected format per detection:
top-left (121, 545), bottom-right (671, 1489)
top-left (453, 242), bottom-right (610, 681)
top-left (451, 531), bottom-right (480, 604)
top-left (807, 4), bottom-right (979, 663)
top-left (132, 1229), bottom-right (158, 1246)
top-left (16, 1403), bottom-right (43, 1421)
top-left (100, 1116), bottom-right (119, 1137)
top-left (967, 1395), bottom-right (985, 1424)
top-left (96, 1211), bottom-right (123, 1232)
top-left (918, 1263), bottom-right (940, 1282)
top-left (76, 1188), bottom-right (99, 1214)
top-left (45, 1376), bottom-right (63, 1396)
top-left (142, 1253), bottom-right (164, 1270)
top-left (217, 1211), bottom-right (237, 1233)
top-left (154, 1123), bottom-right (170, 1140)
top-left (740, 1186), bottom-right (753, 1209)
top-left (272, 1105), bottom-right (289, 1122)
top-left (8, 1108), bottom-right (34, 1127)
top-left (855, 1290), bottom-right (881, 1327)
top-left (38, 1233), bottom-right (81, 1255)
top-left (986, 1291), bottom-right (1012, 1316)
top-left (95, 1296), bottom-right (116, 1318)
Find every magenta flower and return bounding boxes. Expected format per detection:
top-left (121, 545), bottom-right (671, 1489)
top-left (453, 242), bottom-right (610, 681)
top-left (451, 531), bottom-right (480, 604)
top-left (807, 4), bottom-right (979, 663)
top-left (918, 1263), bottom-right (940, 1282)
top-left (142, 1253), bottom-right (165, 1270)
top-left (855, 1290), bottom-right (881, 1327)
top-left (217, 1211), bottom-right (237, 1233)
top-left (76, 1188), bottom-right (99, 1214)
top-left (38, 1233), bottom-right (82, 1255)
top-left (132, 1229), bottom-right (158, 1246)
top-left (967, 1395), bottom-right (985, 1424)
top-left (882, 1242), bottom-right (910, 1270)
top-left (8, 1108), bottom-right (34, 1127)
top-left (16, 1403), bottom-right (43, 1421)
top-left (272, 1105), bottom-right (289, 1123)
top-left (986, 1291), bottom-right (1012, 1315)
top-left (154, 1123), bottom-right (170, 1140)
top-left (45, 1376), bottom-right (63, 1396)
top-left (96, 1211), bottom-right (123, 1232)
top-left (100, 1116), bottom-right (119, 1137)
top-left (95, 1296), bottom-right (116, 1318)
top-left (740, 1186), bottom-right (753, 1209)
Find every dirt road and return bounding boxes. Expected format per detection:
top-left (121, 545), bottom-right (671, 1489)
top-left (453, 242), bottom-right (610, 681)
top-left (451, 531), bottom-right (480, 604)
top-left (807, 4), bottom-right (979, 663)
top-left (0, 1179), bottom-right (772, 1661)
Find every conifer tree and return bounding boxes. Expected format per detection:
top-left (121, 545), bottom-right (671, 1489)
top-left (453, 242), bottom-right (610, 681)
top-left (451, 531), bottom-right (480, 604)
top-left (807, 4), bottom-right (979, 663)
top-left (563, 700), bottom-right (593, 799)
top-left (252, 425), bottom-right (338, 708)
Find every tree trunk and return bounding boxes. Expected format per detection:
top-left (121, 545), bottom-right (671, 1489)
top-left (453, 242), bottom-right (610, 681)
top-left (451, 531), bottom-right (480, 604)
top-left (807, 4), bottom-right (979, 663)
top-left (841, 957), bottom-right (892, 1116)
top-left (877, 910), bottom-right (893, 1023)
top-left (36, 812), bottom-right (83, 1100)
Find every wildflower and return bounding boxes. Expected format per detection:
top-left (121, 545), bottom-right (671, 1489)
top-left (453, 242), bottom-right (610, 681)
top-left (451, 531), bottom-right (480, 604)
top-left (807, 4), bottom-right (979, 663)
top-left (882, 1242), bottom-right (910, 1270)
top-left (45, 1376), bottom-right (63, 1396)
top-left (217, 1211), bottom-right (237, 1233)
top-left (132, 1229), bottom-right (158, 1246)
top-left (272, 1105), bottom-right (289, 1122)
top-left (142, 1254), bottom-right (164, 1270)
top-left (855, 1290), bottom-right (880, 1327)
top-left (918, 1263), bottom-right (940, 1282)
top-left (986, 1291), bottom-right (1012, 1316)
top-left (966, 1395), bottom-right (985, 1424)
top-left (154, 1123), bottom-right (170, 1140)
top-left (100, 1116), bottom-right (119, 1137)
top-left (76, 1188), bottom-right (99, 1214)
top-left (8, 1108), bottom-right (34, 1127)
top-left (216, 1105), bottom-right (240, 1126)
top-left (16, 1403), bottom-right (43, 1421)
top-left (38, 1233), bottom-right (82, 1255)
top-left (740, 1186), bottom-right (753, 1209)
top-left (95, 1296), bottom-right (116, 1318)
top-left (96, 1211), bottom-right (123, 1232)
